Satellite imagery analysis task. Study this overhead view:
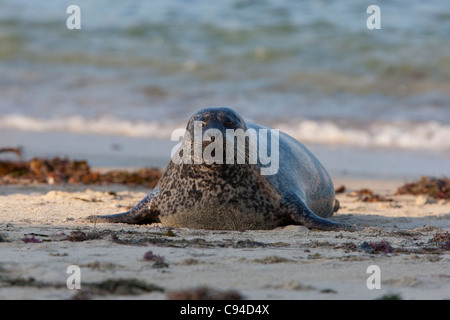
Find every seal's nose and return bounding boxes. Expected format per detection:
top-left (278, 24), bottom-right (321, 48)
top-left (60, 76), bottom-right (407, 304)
top-left (203, 117), bottom-right (224, 132)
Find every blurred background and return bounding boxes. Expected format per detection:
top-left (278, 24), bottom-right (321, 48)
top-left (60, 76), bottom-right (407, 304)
top-left (0, 0), bottom-right (449, 179)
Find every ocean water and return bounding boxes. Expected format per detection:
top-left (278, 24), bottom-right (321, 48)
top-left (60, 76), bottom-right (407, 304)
top-left (0, 0), bottom-right (449, 179)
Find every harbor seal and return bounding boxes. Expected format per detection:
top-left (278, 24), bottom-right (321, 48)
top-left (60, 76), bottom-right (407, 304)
top-left (86, 107), bottom-right (353, 231)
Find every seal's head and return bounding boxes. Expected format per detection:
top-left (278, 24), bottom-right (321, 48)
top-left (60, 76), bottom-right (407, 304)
top-left (177, 107), bottom-right (250, 166)
top-left (186, 107), bottom-right (247, 134)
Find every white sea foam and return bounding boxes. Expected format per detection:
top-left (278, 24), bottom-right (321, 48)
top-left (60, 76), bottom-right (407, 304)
top-left (277, 120), bottom-right (450, 151)
top-left (0, 114), bottom-right (179, 140)
top-left (1, 114), bottom-right (449, 151)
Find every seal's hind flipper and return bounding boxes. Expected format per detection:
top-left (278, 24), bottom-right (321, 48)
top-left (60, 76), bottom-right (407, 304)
top-left (85, 187), bottom-right (161, 224)
top-left (283, 193), bottom-right (354, 231)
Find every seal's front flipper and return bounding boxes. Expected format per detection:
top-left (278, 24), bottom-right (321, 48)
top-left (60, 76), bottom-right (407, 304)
top-left (85, 188), bottom-right (161, 224)
top-left (283, 193), bottom-right (355, 231)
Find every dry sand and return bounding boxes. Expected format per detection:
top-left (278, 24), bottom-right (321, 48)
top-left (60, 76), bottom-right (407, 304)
top-left (0, 178), bottom-right (449, 300)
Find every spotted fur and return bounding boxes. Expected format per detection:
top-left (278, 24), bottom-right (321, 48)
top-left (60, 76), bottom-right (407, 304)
top-left (86, 107), bottom-right (354, 231)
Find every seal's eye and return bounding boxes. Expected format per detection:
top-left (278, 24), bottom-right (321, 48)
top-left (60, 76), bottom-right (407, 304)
top-left (225, 121), bottom-right (234, 128)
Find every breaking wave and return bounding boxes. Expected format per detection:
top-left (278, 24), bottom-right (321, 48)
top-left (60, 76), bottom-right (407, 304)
top-left (1, 114), bottom-right (449, 152)
top-left (276, 120), bottom-right (450, 152)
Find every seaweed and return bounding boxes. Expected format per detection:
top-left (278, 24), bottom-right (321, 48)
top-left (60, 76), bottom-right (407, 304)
top-left (335, 242), bottom-right (359, 252)
top-left (441, 242), bottom-right (450, 250)
top-left (429, 232), bottom-right (450, 251)
top-left (429, 232), bottom-right (450, 244)
top-left (110, 233), bottom-right (285, 249)
top-left (22, 236), bottom-right (43, 244)
top-left (0, 156), bottom-right (162, 187)
top-left (307, 253), bottom-right (322, 259)
top-left (252, 255), bottom-right (294, 264)
top-left (368, 239), bottom-right (394, 253)
top-left (84, 278), bottom-right (163, 295)
top-left (165, 229), bottom-right (176, 237)
top-left (0, 275), bottom-right (48, 288)
top-left (320, 288), bottom-right (337, 294)
top-left (396, 176), bottom-right (450, 200)
top-left (334, 185), bottom-right (346, 193)
top-left (142, 251), bottom-right (169, 268)
top-left (233, 239), bottom-right (267, 248)
top-left (359, 240), bottom-right (394, 254)
top-left (167, 286), bottom-right (242, 300)
top-left (71, 290), bottom-right (92, 300)
top-left (111, 234), bottom-right (172, 246)
top-left (142, 251), bottom-right (165, 262)
top-left (376, 293), bottom-right (402, 300)
top-left (64, 230), bottom-right (102, 242)
top-left (0, 233), bottom-right (8, 243)
top-left (0, 274), bottom-right (163, 297)
top-left (348, 188), bottom-right (392, 202)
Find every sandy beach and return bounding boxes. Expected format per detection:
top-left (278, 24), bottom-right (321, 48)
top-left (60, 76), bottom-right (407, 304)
top-left (0, 177), bottom-right (449, 300)
top-left (2, 0), bottom-right (450, 304)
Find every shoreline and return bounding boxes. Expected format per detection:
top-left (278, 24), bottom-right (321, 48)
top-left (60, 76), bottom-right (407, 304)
top-left (0, 178), bottom-right (449, 300)
top-left (2, 129), bottom-right (450, 180)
